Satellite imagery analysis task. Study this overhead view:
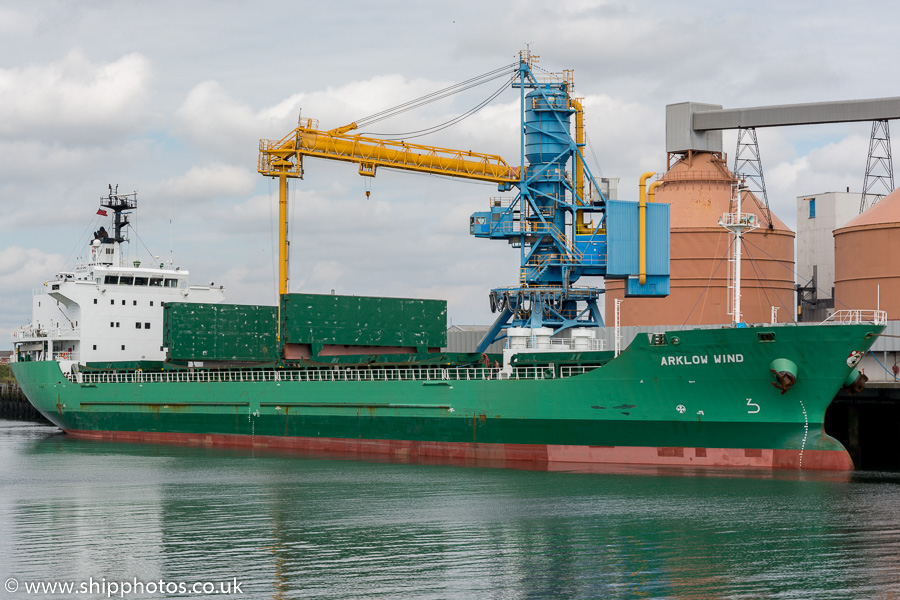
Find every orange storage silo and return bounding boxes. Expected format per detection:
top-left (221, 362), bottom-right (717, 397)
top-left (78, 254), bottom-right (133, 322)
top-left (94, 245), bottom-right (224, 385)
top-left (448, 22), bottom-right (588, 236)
top-left (605, 151), bottom-right (795, 326)
top-left (834, 188), bottom-right (900, 319)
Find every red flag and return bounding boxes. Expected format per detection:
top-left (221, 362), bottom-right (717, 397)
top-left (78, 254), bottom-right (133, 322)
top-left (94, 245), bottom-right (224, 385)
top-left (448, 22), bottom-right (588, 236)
top-left (97, 209), bottom-right (108, 216)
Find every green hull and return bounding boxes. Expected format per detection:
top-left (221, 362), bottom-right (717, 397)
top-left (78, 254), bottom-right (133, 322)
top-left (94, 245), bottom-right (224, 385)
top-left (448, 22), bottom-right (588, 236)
top-left (12, 324), bottom-right (881, 470)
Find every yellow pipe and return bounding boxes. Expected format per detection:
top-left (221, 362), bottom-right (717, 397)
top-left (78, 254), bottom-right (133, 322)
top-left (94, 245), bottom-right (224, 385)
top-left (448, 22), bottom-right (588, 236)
top-left (571, 98), bottom-right (590, 235)
top-left (638, 172), bottom-right (655, 285)
top-left (647, 181), bottom-right (662, 203)
top-left (571, 99), bottom-right (585, 204)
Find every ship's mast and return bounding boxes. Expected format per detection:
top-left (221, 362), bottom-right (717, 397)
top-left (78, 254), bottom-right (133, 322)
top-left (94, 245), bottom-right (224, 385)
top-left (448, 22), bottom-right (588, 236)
top-left (100, 185), bottom-right (138, 245)
top-left (719, 180), bottom-right (757, 325)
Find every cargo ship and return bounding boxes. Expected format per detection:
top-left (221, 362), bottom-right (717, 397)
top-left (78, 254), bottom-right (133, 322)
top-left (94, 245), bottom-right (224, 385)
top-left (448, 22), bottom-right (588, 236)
top-left (9, 54), bottom-right (886, 470)
top-left (9, 188), bottom-right (882, 471)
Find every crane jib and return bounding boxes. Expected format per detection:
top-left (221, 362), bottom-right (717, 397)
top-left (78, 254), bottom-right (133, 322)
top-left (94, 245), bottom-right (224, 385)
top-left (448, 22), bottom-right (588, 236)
top-left (261, 128), bottom-right (519, 184)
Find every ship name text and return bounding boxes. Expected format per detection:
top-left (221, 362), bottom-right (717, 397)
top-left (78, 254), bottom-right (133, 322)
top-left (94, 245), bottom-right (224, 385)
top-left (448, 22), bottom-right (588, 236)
top-left (660, 354), bottom-right (744, 366)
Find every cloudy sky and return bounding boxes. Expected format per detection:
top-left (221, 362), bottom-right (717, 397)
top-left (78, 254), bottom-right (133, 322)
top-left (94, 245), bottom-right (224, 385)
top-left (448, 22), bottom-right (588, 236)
top-left (1, 0), bottom-right (895, 348)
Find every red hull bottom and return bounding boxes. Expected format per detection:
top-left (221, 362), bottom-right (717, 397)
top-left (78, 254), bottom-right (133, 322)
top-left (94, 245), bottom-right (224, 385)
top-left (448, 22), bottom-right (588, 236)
top-left (66, 429), bottom-right (855, 472)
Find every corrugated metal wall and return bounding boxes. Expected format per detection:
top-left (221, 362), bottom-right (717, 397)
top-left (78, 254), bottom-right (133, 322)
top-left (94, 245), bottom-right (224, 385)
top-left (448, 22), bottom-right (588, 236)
top-left (870, 321), bottom-right (900, 352)
top-left (165, 303), bottom-right (277, 361)
top-left (605, 200), bottom-right (670, 276)
top-left (282, 293), bottom-right (447, 348)
top-left (444, 329), bottom-right (505, 354)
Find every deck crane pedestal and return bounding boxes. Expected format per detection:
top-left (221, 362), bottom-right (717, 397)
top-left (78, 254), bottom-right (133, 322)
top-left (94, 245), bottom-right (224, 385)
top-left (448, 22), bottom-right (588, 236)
top-left (259, 51), bottom-right (670, 353)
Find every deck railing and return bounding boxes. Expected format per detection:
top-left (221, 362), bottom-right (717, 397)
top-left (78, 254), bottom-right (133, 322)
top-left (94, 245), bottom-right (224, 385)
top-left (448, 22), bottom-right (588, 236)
top-left (823, 309), bottom-right (888, 325)
top-left (510, 337), bottom-right (607, 352)
top-left (70, 365), bottom-right (569, 385)
top-left (559, 365), bottom-right (601, 377)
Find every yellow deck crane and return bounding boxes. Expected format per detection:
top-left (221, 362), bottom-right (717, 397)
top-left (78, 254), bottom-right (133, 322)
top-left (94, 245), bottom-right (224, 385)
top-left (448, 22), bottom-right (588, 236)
top-left (258, 118), bottom-right (521, 297)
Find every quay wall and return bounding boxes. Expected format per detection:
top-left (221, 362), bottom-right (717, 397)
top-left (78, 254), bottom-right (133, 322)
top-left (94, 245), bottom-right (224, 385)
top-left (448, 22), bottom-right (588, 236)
top-left (0, 383), bottom-right (50, 423)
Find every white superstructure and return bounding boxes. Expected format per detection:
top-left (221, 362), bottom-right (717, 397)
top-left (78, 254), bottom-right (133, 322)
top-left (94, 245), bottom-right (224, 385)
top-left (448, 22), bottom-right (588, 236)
top-left (12, 189), bottom-right (224, 365)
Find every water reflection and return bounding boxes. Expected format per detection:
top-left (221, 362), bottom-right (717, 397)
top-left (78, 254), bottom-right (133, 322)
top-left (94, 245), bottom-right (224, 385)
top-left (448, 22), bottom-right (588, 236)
top-left (2, 420), bottom-right (900, 599)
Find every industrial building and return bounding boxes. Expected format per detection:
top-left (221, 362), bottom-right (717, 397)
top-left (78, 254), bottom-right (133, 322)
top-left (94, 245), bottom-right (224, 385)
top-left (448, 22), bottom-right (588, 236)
top-left (793, 188), bottom-right (899, 379)
top-left (796, 191), bottom-right (863, 322)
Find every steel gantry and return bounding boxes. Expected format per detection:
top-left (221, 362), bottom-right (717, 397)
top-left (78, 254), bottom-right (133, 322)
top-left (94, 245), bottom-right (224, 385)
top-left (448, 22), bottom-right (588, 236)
top-left (259, 52), bottom-right (670, 352)
top-left (668, 97), bottom-right (900, 215)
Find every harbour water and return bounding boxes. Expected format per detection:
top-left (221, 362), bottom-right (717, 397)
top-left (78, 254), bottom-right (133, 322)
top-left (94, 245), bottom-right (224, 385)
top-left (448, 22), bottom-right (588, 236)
top-left (2, 419), bottom-right (900, 600)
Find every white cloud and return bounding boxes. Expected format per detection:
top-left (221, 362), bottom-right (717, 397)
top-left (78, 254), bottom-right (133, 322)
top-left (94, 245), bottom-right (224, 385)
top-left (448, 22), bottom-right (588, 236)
top-left (302, 260), bottom-right (345, 292)
top-left (580, 93), bottom-right (663, 188)
top-left (0, 246), bottom-right (64, 287)
top-left (0, 6), bottom-right (35, 34)
top-left (171, 73), bottom-right (511, 164)
top-left (0, 50), bottom-right (154, 143)
top-left (0, 138), bottom-right (155, 186)
top-left (173, 80), bottom-right (272, 160)
top-left (214, 264), bottom-right (277, 307)
top-left (0, 247), bottom-right (66, 340)
top-left (153, 163), bottom-right (257, 203)
top-left (765, 133), bottom-right (869, 229)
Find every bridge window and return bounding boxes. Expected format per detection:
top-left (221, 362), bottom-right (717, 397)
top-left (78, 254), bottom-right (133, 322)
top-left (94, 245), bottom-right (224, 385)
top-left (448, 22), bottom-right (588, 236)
top-left (134, 277), bottom-right (148, 286)
top-left (164, 278), bottom-right (178, 288)
top-left (104, 275), bottom-right (119, 284)
top-left (119, 276), bottom-right (133, 285)
top-left (150, 278), bottom-right (163, 287)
